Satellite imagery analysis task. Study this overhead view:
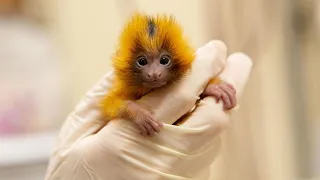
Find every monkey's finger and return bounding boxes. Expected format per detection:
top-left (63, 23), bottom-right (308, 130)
top-left (158, 120), bottom-right (164, 128)
top-left (147, 113), bottom-right (163, 129)
top-left (207, 88), bottom-right (222, 103)
top-left (224, 84), bottom-right (237, 108)
top-left (213, 90), bottom-right (223, 103)
top-left (151, 118), bottom-right (163, 129)
top-left (144, 123), bottom-right (155, 136)
top-left (149, 120), bottom-right (161, 133)
top-left (203, 85), bottom-right (217, 96)
top-left (219, 90), bottom-right (232, 110)
top-left (220, 84), bottom-right (237, 109)
top-left (139, 124), bottom-right (148, 136)
top-left (225, 83), bottom-right (237, 94)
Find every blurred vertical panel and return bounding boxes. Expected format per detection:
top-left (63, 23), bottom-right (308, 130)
top-left (203, 0), bottom-right (297, 180)
top-left (291, 0), bottom-right (320, 178)
top-left (289, 0), bottom-right (315, 178)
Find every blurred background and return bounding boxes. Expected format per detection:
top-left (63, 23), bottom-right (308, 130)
top-left (0, 0), bottom-right (319, 180)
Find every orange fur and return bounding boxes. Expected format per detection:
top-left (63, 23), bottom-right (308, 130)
top-left (208, 77), bottom-right (222, 85)
top-left (100, 12), bottom-right (195, 120)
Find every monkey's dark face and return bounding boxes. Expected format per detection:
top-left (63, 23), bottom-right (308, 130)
top-left (133, 51), bottom-right (173, 89)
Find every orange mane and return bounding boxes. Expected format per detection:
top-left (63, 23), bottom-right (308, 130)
top-left (112, 12), bottom-right (195, 85)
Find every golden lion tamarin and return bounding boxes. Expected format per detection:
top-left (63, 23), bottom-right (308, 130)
top-left (100, 13), bottom-right (236, 136)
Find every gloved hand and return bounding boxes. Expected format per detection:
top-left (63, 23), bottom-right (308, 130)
top-left (45, 40), bottom-right (252, 180)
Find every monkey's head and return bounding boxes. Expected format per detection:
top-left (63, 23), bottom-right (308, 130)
top-left (112, 12), bottom-right (195, 89)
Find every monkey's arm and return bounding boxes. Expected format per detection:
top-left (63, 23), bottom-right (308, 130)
top-left (201, 77), bottom-right (237, 110)
top-left (101, 90), bottom-right (163, 136)
top-left (208, 77), bottom-right (222, 85)
top-left (100, 90), bottom-right (127, 120)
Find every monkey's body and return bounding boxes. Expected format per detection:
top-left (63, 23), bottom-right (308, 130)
top-left (100, 13), bottom-right (223, 136)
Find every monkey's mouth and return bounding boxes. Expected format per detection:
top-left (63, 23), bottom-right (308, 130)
top-left (142, 81), bottom-right (167, 88)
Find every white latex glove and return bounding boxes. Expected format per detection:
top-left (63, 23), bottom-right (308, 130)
top-left (45, 40), bottom-right (252, 180)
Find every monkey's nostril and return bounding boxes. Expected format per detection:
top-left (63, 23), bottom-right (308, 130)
top-left (158, 73), bottom-right (161, 77)
top-left (147, 74), bottom-right (151, 78)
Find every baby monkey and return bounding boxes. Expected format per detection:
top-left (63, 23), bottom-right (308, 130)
top-left (100, 13), bottom-right (236, 136)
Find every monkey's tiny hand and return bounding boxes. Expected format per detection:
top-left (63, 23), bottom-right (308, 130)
top-left (126, 101), bottom-right (163, 136)
top-left (202, 82), bottom-right (237, 110)
top-left (134, 108), bottom-right (164, 136)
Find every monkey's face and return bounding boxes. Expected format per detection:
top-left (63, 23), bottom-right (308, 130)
top-left (134, 51), bottom-right (173, 89)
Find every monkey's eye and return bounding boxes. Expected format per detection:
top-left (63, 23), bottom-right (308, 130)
top-left (136, 57), bottom-right (148, 67)
top-left (160, 56), bottom-right (171, 66)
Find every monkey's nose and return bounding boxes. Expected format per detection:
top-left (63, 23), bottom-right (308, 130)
top-left (147, 73), bottom-right (162, 81)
